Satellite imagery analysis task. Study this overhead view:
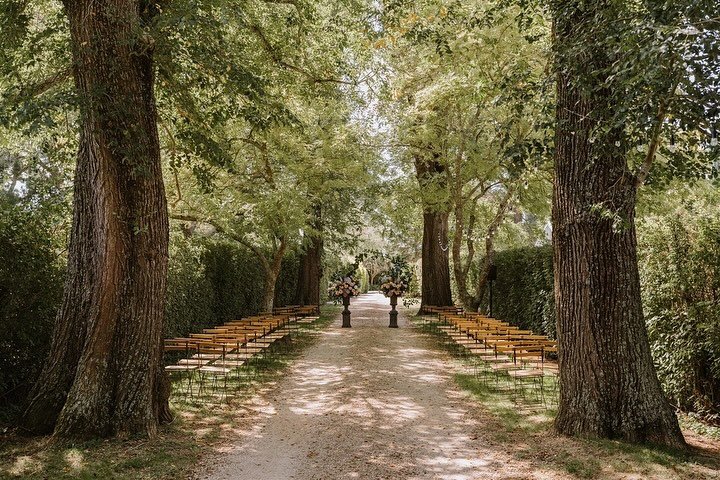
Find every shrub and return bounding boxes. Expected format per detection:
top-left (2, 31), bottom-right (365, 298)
top-left (0, 227), bottom-right (301, 423)
top-left (638, 212), bottom-right (720, 421)
top-left (482, 214), bottom-right (720, 419)
top-left (164, 234), bottom-right (299, 337)
top-left (0, 204), bottom-right (64, 421)
top-left (478, 245), bottom-right (556, 338)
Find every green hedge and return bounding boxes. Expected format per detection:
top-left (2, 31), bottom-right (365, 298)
top-left (165, 233), bottom-right (299, 338)
top-left (0, 205), bottom-right (64, 421)
top-left (638, 213), bottom-right (720, 420)
top-left (478, 245), bottom-right (556, 339)
top-left (481, 219), bottom-right (720, 419)
top-left (0, 228), bottom-right (300, 422)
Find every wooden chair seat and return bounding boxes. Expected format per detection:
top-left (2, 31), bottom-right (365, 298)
top-left (508, 369), bottom-right (544, 378)
top-left (490, 362), bottom-right (523, 371)
top-left (199, 365), bottom-right (231, 374)
top-left (214, 359), bottom-right (248, 368)
top-left (166, 364), bottom-right (199, 372)
top-left (178, 358), bottom-right (211, 366)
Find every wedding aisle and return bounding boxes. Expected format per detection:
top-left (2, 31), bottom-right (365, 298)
top-left (200, 293), bottom-right (561, 480)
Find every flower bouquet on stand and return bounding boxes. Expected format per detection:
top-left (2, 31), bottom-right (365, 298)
top-left (328, 277), bottom-right (360, 328)
top-left (380, 279), bottom-right (407, 298)
top-left (328, 277), bottom-right (361, 300)
top-left (380, 278), bottom-right (407, 328)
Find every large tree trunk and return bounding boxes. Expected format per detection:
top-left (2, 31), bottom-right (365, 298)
top-left (22, 0), bottom-right (170, 438)
top-left (552, 0), bottom-right (684, 448)
top-left (418, 209), bottom-right (453, 311)
top-left (294, 235), bottom-right (322, 306)
top-left (414, 155), bottom-right (453, 312)
top-left (295, 207), bottom-right (322, 307)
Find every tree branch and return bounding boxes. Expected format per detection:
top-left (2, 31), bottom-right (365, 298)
top-left (17, 66), bottom-right (72, 99)
top-left (635, 71), bottom-right (681, 188)
top-left (169, 213), bottom-right (272, 272)
top-left (248, 24), bottom-right (354, 85)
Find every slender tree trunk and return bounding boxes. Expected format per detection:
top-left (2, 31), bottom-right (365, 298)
top-left (414, 155), bottom-right (453, 312)
top-left (23, 0), bottom-right (170, 437)
top-left (295, 207), bottom-right (322, 306)
top-left (262, 272), bottom-right (278, 313)
top-left (552, 0), bottom-right (684, 447)
top-left (259, 236), bottom-right (287, 312)
top-left (475, 187), bottom-right (515, 312)
top-left (451, 198), bottom-right (474, 309)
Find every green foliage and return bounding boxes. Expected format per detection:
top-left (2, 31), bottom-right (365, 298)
top-left (165, 233), bottom-right (299, 338)
top-left (549, 0), bottom-right (720, 185)
top-left (638, 205), bottom-right (720, 421)
top-left (354, 264), bottom-right (370, 293)
top-left (486, 202), bottom-right (720, 419)
top-left (0, 201), bottom-right (64, 421)
top-left (478, 245), bottom-right (555, 338)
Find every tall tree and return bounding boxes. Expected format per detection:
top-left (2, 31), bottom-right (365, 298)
top-left (549, 0), bottom-right (702, 447)
top-left (378, 0), bottom-right (552, 311)
top-left (23, 0), bottom-right (170, 437)
top-left (414, 154), bottom-right (453, 310)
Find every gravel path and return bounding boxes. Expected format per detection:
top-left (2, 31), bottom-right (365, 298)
top-left (202, 293), bottom-right (561, 480)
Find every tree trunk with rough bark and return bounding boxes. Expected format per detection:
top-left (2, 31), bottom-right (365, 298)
top-left (22, 0), bottom-right (171, 438)
top-left (415, 156), bottom-right (453, 312)
top-left (294, 235), bottom-right (322, 306)
top-left (552, 0), bottom-right (684, 447)
top-left (295, 207), bottom-right (322, 307)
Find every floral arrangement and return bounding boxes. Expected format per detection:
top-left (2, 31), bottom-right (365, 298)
top-left (380, 278), bottom-right (407, 297)
top-left (328, 277), bottom-right (361, 299)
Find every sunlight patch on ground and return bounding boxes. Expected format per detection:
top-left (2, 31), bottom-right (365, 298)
top-left (8, 455), bottom-right (41, 476)
top-left (64, 449), bottom-right (84, 470)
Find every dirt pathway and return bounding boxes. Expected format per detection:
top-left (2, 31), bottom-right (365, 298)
top-left (201, 293), bottom-right (563, 480)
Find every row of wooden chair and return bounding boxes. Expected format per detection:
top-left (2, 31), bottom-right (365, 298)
top-left (422, 305), bottom-right (465, 315)
top-left (274, 304), bottom-right (320, 317)
top-left (164, 307), bottom-right (320, 401)
top-left (422, 309), bottom-right (558, 405)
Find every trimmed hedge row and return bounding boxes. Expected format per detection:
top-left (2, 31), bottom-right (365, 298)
top-left (0, 229), bottom-right (300, 421)
top-left (478, 245), bottom-right (556, 339)
top-left (0, 206), bottom-right (64, 421)
top-left (165, 234), bottom-right (300, 338)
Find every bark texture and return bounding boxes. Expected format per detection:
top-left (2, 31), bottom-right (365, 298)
top-left (22, 0), bottom-right (170, 437)
top-left (260, 236), bottom-right (287, 313)
top-left (552, 0), bottom-right (684, 447)
top-left (294, 207), bottom-right (323, 307)
top-left (415, 156), bottom-right (453, 312)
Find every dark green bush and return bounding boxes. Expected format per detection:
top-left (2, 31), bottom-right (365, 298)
top-left (0, 204), bottom-right (64, 421)
top-left (0, 227), bottom-right (300, 423)
top-left (478, 245), bottom-right (556, 338)
top-left (638, 213), bottom-right (720, 421)
top-left (164, 233), bottom-right (299, 338)
top-left (482, 218), bottom-right (720, 419)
